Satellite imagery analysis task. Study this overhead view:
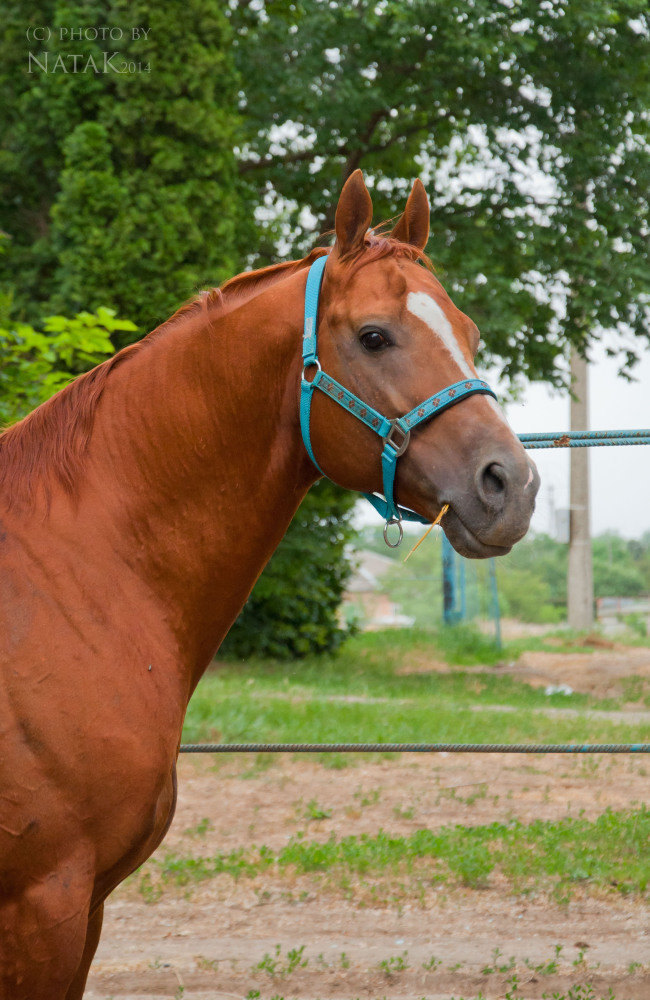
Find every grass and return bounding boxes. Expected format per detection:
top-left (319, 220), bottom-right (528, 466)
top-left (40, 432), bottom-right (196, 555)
top-left (130, 629), bottom-right (650, 1000)
top-left (253, 943), bottom-right (308, 978)
top-left (183, 692), bottom-right (648, 747)
top-left (379, 949), bottom-right (409, 975)
top-left (136, 805), bottom-right (650, 904)
top-left (182, 627), bottom-right (650, 746)
top-left (144, 933), bottom-right (641, 1000)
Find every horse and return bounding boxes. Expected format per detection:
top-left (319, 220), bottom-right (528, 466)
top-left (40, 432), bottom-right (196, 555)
top-left (0, 170), bottom-right (539, 997)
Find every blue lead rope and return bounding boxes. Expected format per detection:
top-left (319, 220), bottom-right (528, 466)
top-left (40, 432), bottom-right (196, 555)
top-left (300, 254), bottom-right (497, 544)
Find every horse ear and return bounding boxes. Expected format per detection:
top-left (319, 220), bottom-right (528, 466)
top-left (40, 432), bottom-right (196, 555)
top-left (334, 169), bottom-right (373, 256)
top-left (391, 179), bottom-right (430, 251)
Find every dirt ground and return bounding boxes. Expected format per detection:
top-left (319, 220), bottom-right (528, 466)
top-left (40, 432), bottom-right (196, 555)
top-left (86, 647), bottom-right (650, 1000)
top-left (400, 633), bottom-right (650, 701)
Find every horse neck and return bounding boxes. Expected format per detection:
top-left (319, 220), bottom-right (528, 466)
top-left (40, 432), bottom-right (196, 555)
top-left (82, 273), bottom-right (316, 684)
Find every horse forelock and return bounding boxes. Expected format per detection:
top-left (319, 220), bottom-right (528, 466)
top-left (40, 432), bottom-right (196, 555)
top-left (338, 229), bottom-right (434, 276)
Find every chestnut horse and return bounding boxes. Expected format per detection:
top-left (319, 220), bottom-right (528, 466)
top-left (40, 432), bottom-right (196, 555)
top-left (0, 172), bottom-right (538, 997)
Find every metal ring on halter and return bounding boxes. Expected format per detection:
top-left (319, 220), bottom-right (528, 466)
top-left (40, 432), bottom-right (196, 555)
top-left (383, 517), bottom-right (403, 548)
top-left (301, 359), bottom-right (322, 384)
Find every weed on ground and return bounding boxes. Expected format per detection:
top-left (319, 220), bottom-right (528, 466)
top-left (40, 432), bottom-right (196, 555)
top-left (133, 805), bottom-right (650, 906)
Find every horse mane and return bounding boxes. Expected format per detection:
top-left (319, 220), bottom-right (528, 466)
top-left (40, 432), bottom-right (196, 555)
top-left (0, 234), bottom-right (431, 509)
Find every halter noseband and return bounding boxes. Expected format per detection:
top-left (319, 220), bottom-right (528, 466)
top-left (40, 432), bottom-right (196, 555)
top-left (299, 254), bottom-right (497, 547)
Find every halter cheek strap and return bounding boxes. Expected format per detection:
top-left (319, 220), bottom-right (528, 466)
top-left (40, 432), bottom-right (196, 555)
top-left (299, 254), bottom-right (498, 546)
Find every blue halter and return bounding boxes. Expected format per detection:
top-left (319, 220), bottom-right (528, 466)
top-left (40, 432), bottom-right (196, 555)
top-left (299, 254), bottom-right (498, 546)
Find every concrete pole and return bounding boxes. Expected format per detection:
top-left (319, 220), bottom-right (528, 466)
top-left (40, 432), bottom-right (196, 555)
top-left (567, 348), bottom-right (594, 630)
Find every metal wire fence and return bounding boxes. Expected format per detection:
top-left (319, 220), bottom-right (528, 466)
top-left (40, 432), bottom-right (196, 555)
top-left (179, 742), bottom-right (650, 754)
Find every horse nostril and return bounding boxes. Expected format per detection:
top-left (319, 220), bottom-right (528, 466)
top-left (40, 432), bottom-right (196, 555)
top-left (479, 462), bottom-right (507, 509)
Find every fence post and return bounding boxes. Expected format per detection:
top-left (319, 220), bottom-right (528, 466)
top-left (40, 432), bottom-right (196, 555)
top-left (568, 349), bottom-right (594, 630)
top-left (442, 533), bottom-right (456, 624)
top-left (442, 534), bottom-right (467, 625)
top-left (489, 558), bottom-right (502, 649)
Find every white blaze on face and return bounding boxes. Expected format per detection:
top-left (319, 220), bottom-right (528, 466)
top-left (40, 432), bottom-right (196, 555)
top-left (407, 291), bottom-right (475, 380)
top-left (406, 291), bottom-right (508, 424)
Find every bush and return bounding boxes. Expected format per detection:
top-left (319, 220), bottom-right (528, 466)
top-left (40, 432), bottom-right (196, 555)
top-left (221, 480), bottom-right (356, 659)
top-left (0, 306), bottom-right (130, 425)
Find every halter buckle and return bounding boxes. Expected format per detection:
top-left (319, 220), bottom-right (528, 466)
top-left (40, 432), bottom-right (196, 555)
top-left (383, 420), bottom-right (410, 457)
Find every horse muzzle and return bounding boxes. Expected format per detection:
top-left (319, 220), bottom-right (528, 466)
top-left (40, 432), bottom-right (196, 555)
top-left (440, 451), bottom-right (540, 558)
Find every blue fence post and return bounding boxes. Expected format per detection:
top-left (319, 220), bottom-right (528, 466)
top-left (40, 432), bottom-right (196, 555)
top-left (442, 533), bottom-right (456, 625)
top-left (459, 557), bottom-right (467, 621)
top-left (489, 558), bottom-right (502, 649)
top-left (442, 533), bottom-right (466, 625)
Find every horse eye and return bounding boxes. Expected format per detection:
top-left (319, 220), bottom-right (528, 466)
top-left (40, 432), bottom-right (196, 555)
top-left (360, 329), bottom-right (389, 352)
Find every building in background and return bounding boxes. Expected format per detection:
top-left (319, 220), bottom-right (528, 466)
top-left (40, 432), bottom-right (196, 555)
top-left (342, 550), bottom-right (415, 630)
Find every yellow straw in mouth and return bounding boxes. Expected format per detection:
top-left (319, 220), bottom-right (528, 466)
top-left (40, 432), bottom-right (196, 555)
top-left (403, 504), bottom-right (449, 563)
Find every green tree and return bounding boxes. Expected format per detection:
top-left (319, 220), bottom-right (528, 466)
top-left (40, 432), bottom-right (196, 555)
top-left (0, 306), bottom-right (129, 426)
top-left (496, 555), bottom-right (565, 624)
top-left (0, 1), bottom-right (355, 661)
top-left (230, 0), bottom-right (650, 385)
top-left (497, 533), bottom-right (568, 613)
top-left (1, 0), bottom-right (247, 332)
top-left (369, 530), bottom-right (650, 627)
top-left (377, 530), bottom-right (567, 626)
top-left (221, 481), bottom-right (356, 660)
top-left (629, 533), bottom-right (650, 593)
top-left (592, 533), bottom-right (646, 598)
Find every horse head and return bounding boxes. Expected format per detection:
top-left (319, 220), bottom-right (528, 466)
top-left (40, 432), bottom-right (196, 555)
top-left (303, 170), bottom-right (539, 557)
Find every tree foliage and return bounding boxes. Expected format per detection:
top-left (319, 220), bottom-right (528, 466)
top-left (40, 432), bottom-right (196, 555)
top-left (358, 527), bottom-right (650, 626)
top-left (230, 0), bottom-right (650, 385)
top-left (1, 0), bottom-right (247, 333)
top-left (0, 305), bottom-right (127, 426)
top-left (3, 3), bottom-right (648, 372)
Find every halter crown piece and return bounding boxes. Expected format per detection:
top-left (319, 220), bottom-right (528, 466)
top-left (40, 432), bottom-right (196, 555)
top-left (299, 254), bottom-right (498, 547)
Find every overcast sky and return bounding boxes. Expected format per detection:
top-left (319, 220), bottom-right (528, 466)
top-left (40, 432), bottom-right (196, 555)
top-left (355, 339), bottom-right (650, 542)
top-left (505, 341), bottom-right (650, 540)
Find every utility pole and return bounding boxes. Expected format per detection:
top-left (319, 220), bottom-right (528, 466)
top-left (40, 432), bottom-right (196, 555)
top-left (567, 348), bottom-right (594, 630)
top-left (548, 483), bottom-right (556, 536)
